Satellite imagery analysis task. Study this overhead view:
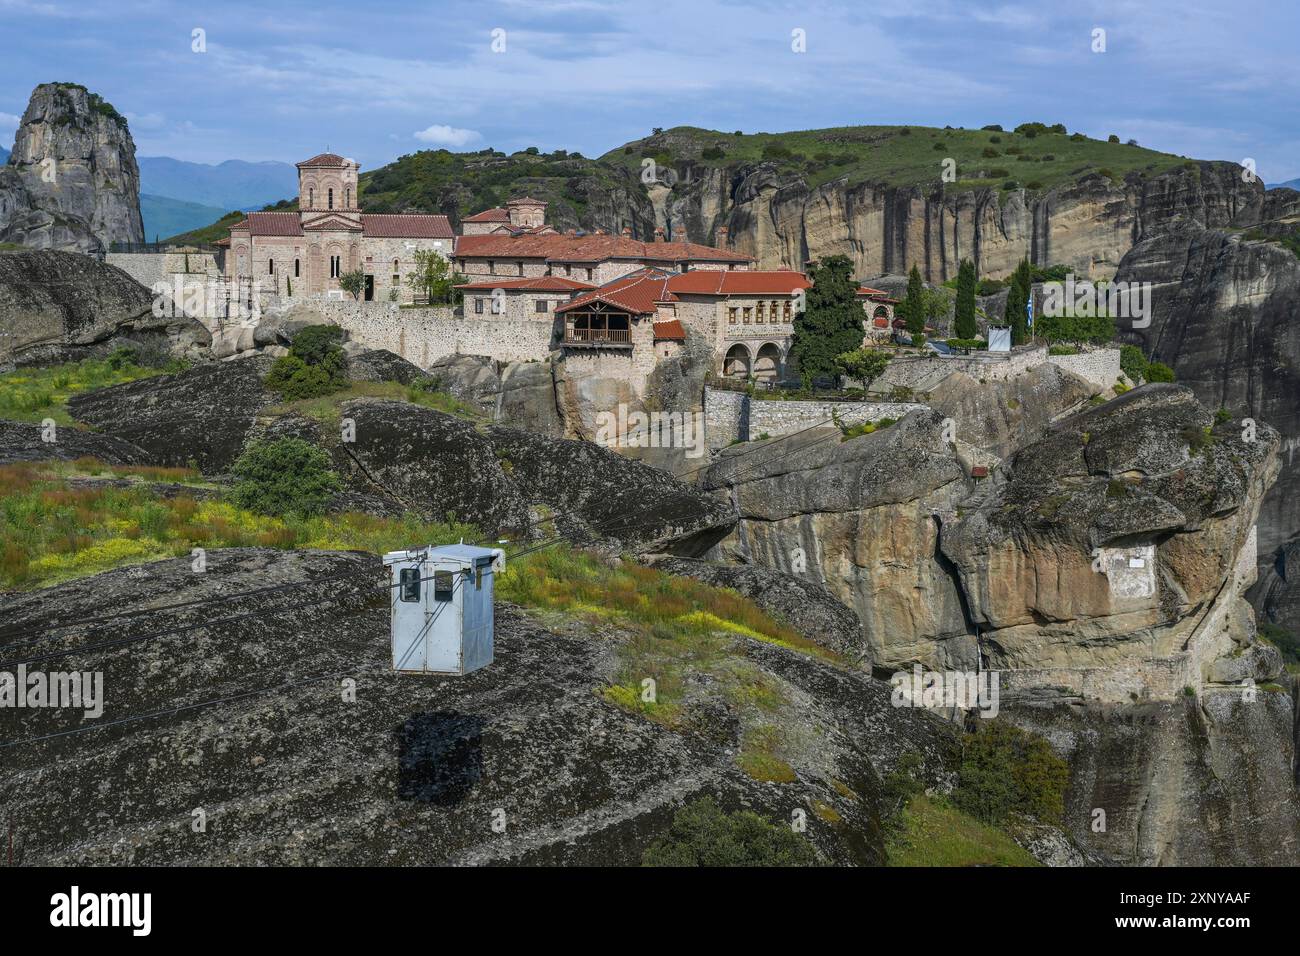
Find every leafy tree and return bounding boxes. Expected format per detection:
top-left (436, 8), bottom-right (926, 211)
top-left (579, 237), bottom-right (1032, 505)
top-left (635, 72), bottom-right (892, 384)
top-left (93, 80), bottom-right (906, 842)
top-left (337, 268), bottom-right (367, 301)
top-left (836, 347), bottom-right (891, 388)
top-left (1003, 259), bottom-right (1033, 345)
top-left (642, 797), bottom-right (818, 867)
top-left (789, 254), bottom-right (864, 386)
top-left (405, 249), bottom-right (460, 304)
top-left (899, 264), bottom-right (926, 336)
top-left (1119, 343), bottom-right (1149, 383)
top-left (265, 324), bottom-right (349, 400)
top-left (230, 438), bottom-right (342, 517)
top-left (954, 259), bottom-right (978, 339)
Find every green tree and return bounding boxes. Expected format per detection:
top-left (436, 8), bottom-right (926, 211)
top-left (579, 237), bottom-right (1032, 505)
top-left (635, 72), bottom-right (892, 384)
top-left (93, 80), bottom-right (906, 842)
top-left (338, 268), bottom-right (367, 301)
top-left (953, 721), bottom-right (1069, 826)
top-left (899, 264), bottom-right (926, 336)
top-left (230, 438), bottom-right (342, 517)
top-left (405, 249), bottom-right (459, 304)
top-left (1145, 361), bottom-right (1175, 382)
top-left (1003, 259), bottom-right (1033, 345)
top-left (1119, 343), bottom-right (1149, 383)
top-left (836, 347), bottom-right (891, 389)
top-left (265, 324), bottom-right (349, 400)
top-left (789, 254), bottom-right (864, 386)
top-left (954, 259), bottom-right (978, 340)
top-left (642, 797), bottom-right (818, 867)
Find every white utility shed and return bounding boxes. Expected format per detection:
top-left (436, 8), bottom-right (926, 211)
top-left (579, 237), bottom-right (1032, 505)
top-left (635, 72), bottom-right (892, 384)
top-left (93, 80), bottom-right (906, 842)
top-left (384, 544), bottom-right (506, 675)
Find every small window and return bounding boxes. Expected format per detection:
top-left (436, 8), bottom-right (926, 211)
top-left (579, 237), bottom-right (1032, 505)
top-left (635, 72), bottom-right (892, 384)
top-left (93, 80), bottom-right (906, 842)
top-left (399, 568), bottom-right (421, 602)
top-left (474, 298), bottom-right (484, 314)
top-left (328, 187), bottom-right (334, 210)
top-left (535, 299), bottom-right (549, 313)
top-left (728, 307), bottom-right (737, 325)
top-left (268, 259), bottom-right (274, 275)
top-left (294, 258), bottom-right (300, 278)
top-left (434, 570), bottom-right (454, 602)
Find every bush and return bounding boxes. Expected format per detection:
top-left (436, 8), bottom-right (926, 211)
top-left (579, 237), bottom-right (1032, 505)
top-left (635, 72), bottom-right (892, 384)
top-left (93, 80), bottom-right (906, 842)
top-left (107, 346), bottom-right (139, 370)
top-left (642, 797), bottom-right (818, 867)
top-left (982, 146), bottom-right (1000, 158)
top-left (230, 438), bottom-right (342, 517)
top-left (1120, 344), bottom-right (1148, 383)
top-left (701, 145), bottom-right (725, 160)
top-left (266, 325), bottom-right (348, 399)
top-left (1145, 361), bottom-right (1175, 383)
top-left (1048, 344), bottom-right (1078, 355)
top-left (953, 721), bottom-right (1069, 826)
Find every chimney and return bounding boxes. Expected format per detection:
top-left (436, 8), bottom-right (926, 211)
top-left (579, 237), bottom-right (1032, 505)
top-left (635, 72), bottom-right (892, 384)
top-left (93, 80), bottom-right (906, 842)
top-left (621, 226), bottom-right (633, 237)
top-left (654, 227), bottom-right (666, 243)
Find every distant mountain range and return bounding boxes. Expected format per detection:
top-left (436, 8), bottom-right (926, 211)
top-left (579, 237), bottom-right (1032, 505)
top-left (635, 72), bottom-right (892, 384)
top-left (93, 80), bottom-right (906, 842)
top-left (1269, 178), bottom-right (1300, 191)
top-left (137, 156), bottom-right (297, 239)
top-left (0, 146), bottom-right (9, 164)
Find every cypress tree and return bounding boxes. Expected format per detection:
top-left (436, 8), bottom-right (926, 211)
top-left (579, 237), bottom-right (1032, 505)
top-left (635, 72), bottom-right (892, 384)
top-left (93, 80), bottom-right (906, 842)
top-left (954, 259), bottom-right (978, 340)
top-left (790, 254), bottom-right (864, 386)
top-left (1004, 259), bottom-right (1033, 345)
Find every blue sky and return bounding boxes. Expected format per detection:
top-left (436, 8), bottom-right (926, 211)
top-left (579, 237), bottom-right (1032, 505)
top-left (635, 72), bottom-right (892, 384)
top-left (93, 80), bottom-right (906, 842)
top-left (1, 0), bottom-right (1297, 181)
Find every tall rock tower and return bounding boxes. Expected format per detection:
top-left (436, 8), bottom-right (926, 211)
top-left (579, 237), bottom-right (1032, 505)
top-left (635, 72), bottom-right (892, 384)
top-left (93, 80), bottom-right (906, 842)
top-left (0, 83), bottom-right (145, 255)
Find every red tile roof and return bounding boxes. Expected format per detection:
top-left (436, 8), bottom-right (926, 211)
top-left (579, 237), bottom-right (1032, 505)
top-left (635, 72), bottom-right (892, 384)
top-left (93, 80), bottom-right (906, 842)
top-left (298, 152), bottom-right (350, 167)
top-left (455, 276), bottom-right (595, 292)
top-left (856, 286), bottom-right (898, 302)
top-left (667, 270), bottom-right (810, 296)
top-left (462, 207), bottom-right (510, 223)
top-left (361, 213), bottom-right (454, 239)
top-left (506, 196), bottom-right (547, 206)
top-left (652, 319), bottom-right (686, 341)
top-left (454, 233), bottom-right (753, 264)
top-left (245, 212), bottom-right (304, 237)
top-left (555, 269), bottom-right (677, 315)
top-left (301, 213), bottom-right (362, 232)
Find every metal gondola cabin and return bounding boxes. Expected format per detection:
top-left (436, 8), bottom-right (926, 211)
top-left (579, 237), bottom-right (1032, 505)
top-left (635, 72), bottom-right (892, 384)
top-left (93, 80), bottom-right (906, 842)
top-left (384, 544), bottom-right (506, 675)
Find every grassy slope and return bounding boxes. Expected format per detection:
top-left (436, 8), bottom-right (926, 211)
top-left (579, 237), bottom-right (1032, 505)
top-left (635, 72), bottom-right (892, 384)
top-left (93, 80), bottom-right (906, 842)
top-left (601, 124), bottom-right (1190, 192)
top-left (0, 356), bottom-right (183, 424)
top-left (887, 794), bottom-right (1040, 866)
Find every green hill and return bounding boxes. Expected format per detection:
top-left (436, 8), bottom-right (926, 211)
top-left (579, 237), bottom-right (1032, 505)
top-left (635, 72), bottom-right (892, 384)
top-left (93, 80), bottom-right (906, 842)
top-left (141, 194), bottom-right (232, 242)
top-left (178, 122), bottom-right (1196, 241)
top-left (602, 123), bottom-right (1190, 192)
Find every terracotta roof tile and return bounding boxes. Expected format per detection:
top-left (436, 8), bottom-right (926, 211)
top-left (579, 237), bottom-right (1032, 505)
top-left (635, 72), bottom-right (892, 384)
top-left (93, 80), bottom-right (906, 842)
top-left (361, 213), bottom-right (454, 239)
top-left (298, 152), bottom-right (350, 167)
top-left (555, 269), bottom-right (677, 315)
top-left (667, 270), bottom-right (810, 295)
top-left (652, 319), bottom-right (687, 341)
top-left (245, 211), bottom-right (304, 237)
top-left (462, 207), bottom-right (511, 223)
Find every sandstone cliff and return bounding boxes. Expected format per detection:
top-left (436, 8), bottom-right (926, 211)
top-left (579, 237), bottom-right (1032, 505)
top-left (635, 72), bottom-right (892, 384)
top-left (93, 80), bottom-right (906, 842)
top-left (0, 83), bottom-right (144, 254)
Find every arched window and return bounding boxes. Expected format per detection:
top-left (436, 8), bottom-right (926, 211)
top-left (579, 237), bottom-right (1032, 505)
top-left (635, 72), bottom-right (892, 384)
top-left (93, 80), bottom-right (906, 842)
top-left (346, 186), bottom-right (351, 208)
top-left (393, 258), bottom-right (399, 273)
top-left (294, 258), bottom-right (300, 278)
top-left (308, 187), bottom-right (314, 208)
top-left (328, 188), bottom-right (334, 210)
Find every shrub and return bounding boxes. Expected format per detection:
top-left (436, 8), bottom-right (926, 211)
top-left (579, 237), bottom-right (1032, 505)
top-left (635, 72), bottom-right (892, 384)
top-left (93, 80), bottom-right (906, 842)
top-left (1048, 344), bottom-right (1078, 355)
top-left (642, 797), bottom-right (818, 867)
top-left (230, 438), bottom-right (342, 517)
top-left (1145, 361), bottom-right (1175, 383)
top-left (1108, 134), bottom-right (1120, 143)
top-left (953, 721), bottom-right (1069, 826)
top-left (266, 325), bottom-right (348, 399)
top-left (701, 145), bottom-right (725, 160)
top-left (982, 146), bottom-right (1000, 158)
top-left (1120, 344), bottom-right (1148, 383)
top-left (107, 346), bottom-right (139, 370)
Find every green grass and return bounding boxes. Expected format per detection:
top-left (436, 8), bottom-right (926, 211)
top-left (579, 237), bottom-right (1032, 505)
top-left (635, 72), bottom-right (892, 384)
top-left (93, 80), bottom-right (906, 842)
top-left (0, 357), bottom-right (179, 424)
top-left (498, 545), bottom-right (837, 741)
top-left (600, 125), bottom-right (1188, 192)
top-left (886, 793), bottom-right (1040, 867)
top-left (0, 460), bottom-right (478, 590)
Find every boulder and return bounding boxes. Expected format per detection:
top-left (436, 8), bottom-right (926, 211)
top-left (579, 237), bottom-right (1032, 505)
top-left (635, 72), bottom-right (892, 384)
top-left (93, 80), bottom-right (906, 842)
top-left (0, 419), bottom-right (147, 465)
top-left (427, 353), bottom-right (502, 413)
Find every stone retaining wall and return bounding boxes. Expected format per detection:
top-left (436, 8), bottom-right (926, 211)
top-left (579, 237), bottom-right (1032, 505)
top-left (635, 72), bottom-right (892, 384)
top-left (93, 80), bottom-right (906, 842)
top-left (704, 387), bottom-right (925, 447)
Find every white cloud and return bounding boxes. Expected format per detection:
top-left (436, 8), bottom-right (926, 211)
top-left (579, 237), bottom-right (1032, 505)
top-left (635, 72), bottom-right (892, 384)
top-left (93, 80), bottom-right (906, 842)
top-left (413, 124), bottom-right (481, 147)
top-left (0, 112), bottom-right (19, 131)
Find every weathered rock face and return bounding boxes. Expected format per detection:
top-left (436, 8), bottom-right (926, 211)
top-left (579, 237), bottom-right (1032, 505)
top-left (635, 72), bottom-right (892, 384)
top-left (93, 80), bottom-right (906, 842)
top-left (940, 385), bottom-right (1278, 690)
top-left (0, 250), bottom-right (209, 366)
top-left (658, 159), bottom-right (1264, 281)
top-left (0, 419), bottom-right (147, 465)
top-left (0, 83), bottom-right (144, 254)
top-left (0, 548), bottom-right (959, 865)
top-left (1115, 221), bottom-right (1300, 565)
top-left (1005, 694), bottom-right (1300, 866)
top-left (700, 409), bottom-right (974, 670)
top-left (1251, 535), bottom-right (1300, 638)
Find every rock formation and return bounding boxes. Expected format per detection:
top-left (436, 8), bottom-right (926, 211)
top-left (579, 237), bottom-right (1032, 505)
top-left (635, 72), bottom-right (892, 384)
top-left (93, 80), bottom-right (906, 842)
top-left (0, 83), bottom-right (145, 254)
top-left (0, 250), bottom-right (208, 367)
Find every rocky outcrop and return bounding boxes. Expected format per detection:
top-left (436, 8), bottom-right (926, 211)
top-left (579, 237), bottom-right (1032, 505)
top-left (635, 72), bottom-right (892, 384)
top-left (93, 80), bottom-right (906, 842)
top-left (0, 547), bottom-right (959, 865)
top-left (1251, 535), bottom-right (1300, 638)
top-left (0, 419), bottom-right (148, 465)
top-left (0, 83), bottom-right (144, 254)
top-left (1115, 221), bottom-right (1300, 566)
top-left (656, 156), bottom-right (1264, 282)
top-left (940, 385), bottom-right (1277, 693)
top-left (0, 250), bottom-right (209, 366)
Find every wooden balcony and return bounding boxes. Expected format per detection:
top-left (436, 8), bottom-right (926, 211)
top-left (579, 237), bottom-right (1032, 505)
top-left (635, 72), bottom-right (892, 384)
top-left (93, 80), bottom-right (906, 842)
top-left (563, 326), bottom-right (632, 347)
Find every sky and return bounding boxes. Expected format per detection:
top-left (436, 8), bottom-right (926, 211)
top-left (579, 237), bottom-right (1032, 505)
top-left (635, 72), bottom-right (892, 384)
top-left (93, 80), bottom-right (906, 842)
top-left (0, 0), bottom-right (1296, 182)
